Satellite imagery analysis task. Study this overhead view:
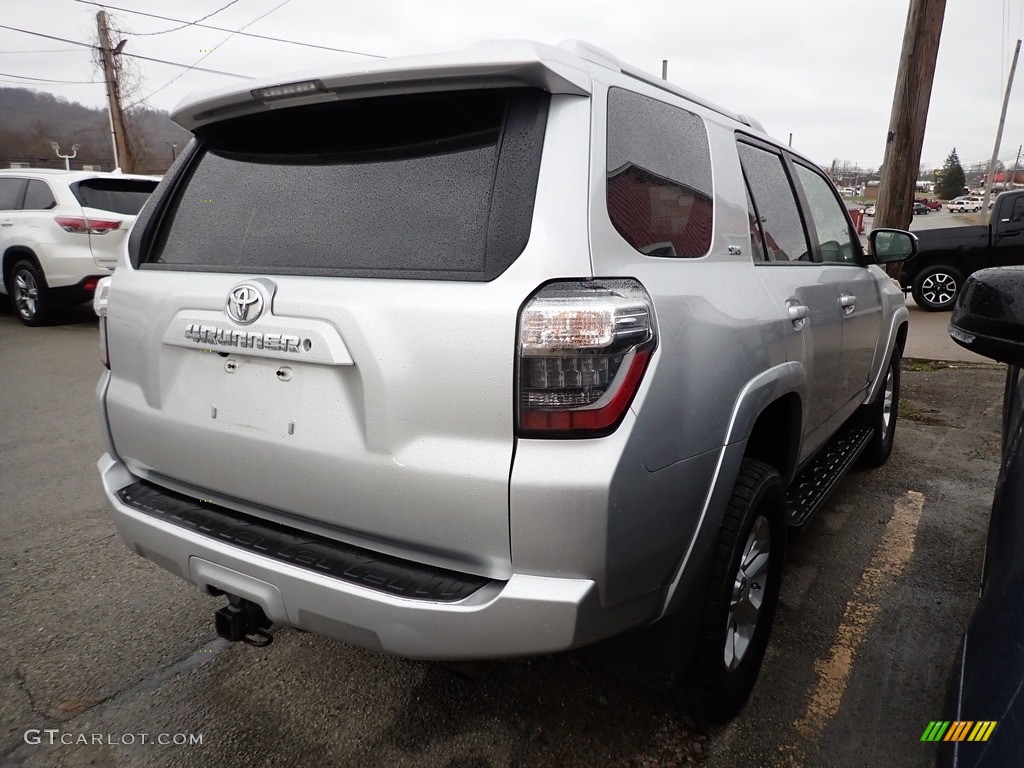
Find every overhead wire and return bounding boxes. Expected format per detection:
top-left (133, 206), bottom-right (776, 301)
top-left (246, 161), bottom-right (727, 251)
top-left (126, 0), bottom-right (242, 37)
top-left (0, 24), bottom-right (251, 79)
top-left (127, 0), bottom-right (291, 107)
top-left (73, 0), bottom-right (383, 57)
top-left (0, 71), bottom-right (101, 84)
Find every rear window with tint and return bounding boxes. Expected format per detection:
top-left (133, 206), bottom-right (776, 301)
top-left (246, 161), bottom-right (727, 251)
top-left (73, 178), bottom-right (158, 215)
top-left (144, 88), bottom-right (549, 280)
top-left (606, 88), bottom-right (714, 259)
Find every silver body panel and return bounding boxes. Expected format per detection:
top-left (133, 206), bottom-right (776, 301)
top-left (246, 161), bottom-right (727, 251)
top-left (97, 40), bottom-right (907, 658)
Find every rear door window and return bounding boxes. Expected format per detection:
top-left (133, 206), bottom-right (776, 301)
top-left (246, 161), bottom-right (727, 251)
top-left (0, 178), bottom-right (26, 210)
top-left (144, 88), bottom-right (549, 281)
top-left (737, 142), bottom-right (812, 263)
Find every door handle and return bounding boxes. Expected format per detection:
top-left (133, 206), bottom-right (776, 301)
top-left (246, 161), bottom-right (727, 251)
top-left (787, 303), bottom-right (809, 330)
top-left (839, 294), bottom-right (856, 314)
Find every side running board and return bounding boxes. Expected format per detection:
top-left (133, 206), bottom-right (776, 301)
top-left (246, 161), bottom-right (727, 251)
top-left (785, 423), bottom-right (874, 528)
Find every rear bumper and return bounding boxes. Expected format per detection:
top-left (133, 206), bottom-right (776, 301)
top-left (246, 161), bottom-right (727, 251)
top-left (98, 452), bottom-right (613, 660)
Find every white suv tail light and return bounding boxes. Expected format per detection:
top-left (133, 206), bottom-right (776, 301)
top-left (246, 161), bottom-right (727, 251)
top-left (516, 279), bottom-right (657, 436)
top-left (55, 216), bottom-right (121, 235)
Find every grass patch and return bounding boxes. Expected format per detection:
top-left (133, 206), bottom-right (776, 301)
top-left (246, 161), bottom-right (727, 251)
top-left (905, 359), bottom-right (949, 373)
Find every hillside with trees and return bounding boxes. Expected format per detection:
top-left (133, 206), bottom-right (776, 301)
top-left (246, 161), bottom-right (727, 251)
top-left (0, 87), bottom-right (190, 174)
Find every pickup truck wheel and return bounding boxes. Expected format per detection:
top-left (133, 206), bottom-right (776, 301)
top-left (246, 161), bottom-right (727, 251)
top-left (858, 347), bottom-right (901, 467)
top-left (685, 459), bottom-right (784, 724)
top-left (911, 266), bottom-right (963, 311)
top-left (9, 259), bottom-right (51, 326)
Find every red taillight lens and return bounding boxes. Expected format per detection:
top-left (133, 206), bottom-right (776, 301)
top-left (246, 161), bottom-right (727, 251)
top-left (82, 277), bottom-right (98, 292)
top-left (55, 216), bottom-right (121, 235)
top-left (516, 279), bottom-right (657, 437)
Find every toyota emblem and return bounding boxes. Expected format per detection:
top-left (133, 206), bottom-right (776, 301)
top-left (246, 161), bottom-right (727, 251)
top-left (226, 283), bottom-right (264, 325)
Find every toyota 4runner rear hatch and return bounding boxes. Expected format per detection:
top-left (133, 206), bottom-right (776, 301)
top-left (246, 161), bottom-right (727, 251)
top-left (103, 82), bottom-right (564, 579)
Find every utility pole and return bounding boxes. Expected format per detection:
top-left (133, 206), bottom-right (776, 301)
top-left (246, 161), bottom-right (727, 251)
top-left (1011, 144), bottom-right (1022, 189)
top-left (982, 40), bottom-right (1021, 212)
top-left (661, 60), bottom-right (668, 81)
top-left (96, 11), bottom-right (134, 172)
top-left (874, 0), bottom-right (946, 246)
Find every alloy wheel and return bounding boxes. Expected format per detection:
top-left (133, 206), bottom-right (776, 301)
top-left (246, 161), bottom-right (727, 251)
top-left (13, 268), bottom-right (38, 320)
top-left (725, 515), bottom-right (771, 671)
top-left (921, 272), bottom-right (957, 307)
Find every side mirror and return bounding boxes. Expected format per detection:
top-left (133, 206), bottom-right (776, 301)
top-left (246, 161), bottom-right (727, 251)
top-left (869, 228), bottom-right (918, 264)
top-left (949, 266), bottom-right (1024, 366)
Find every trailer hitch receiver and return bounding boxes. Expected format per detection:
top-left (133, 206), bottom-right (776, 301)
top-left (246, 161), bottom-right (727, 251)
top-left (214, 595), bottom-right (273, 647)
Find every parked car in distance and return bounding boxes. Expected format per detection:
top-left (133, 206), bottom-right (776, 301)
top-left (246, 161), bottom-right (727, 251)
top-left (94, 39), bottom-right (916, 725)
top-left (0, 168), bottom-right (160, 325)
top-left (948, 196), bottom-right (983, 213)
top-left (864, 204), bottom-right (876, 216)
top-left (915, 197), bottom-right (942, 211)
top-left (913, 202), bottom-right (930, 215)
top-left (900, 190), bottom-right (1024, 310)
top-left (940, 266), bottom-right (1024, 767)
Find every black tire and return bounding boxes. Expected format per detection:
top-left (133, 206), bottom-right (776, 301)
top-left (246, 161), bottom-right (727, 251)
top-left (685, 459), bottom-right (785, 724)
top-left (858, 346), bottom-right (901, 467)
top-left (911, 265), bottom-right (963, 311)
top-left (8, 259), bottom-right (51, 326)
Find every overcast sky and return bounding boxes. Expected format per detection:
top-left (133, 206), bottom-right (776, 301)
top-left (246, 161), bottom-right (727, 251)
top-left (2, 0), bottom-right (1023, 172)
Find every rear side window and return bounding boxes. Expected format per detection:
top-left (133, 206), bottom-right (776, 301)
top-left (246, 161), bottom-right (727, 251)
top-left (144, 88), bottom-right (549, 281)
top-left (23, 180), bottom-right (56, 210)
top-left (72, 179), bottom-right (158, 215)
top-left (606, 88), bottom-right (713, 259)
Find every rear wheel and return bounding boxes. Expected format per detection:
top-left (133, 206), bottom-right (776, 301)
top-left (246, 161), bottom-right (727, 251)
top-left (685, 459), bottom-right (784, 724)
top-left (9, 259), bottom-right (51, 326)
top-left (858, 346), bottom-right (901, 467)
top-left (911, 265), bottom-right (963, 311)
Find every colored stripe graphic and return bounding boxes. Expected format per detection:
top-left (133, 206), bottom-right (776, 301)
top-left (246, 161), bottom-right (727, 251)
top-left (921, 721), bottom-right (997, 742)
top-left (921, 721), bottom-right (950, 742)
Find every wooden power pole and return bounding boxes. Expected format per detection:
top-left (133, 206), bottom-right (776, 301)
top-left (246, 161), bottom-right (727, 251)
top-left (96, 11), bottom-right (134, 172)
top-left (874, 0), bottom-right (946, 242)
top-left (982, 40), bottom-right (1022, 212)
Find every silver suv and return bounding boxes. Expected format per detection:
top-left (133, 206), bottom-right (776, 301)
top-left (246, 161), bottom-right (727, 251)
top-left (96, 40), bottom-right (914, 722)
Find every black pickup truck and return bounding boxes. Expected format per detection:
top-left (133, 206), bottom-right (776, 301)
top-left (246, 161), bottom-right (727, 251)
top-left (902, 189), bottom-right (1024, 310)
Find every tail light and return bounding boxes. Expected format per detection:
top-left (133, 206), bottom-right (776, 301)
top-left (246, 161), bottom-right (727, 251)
top-left (516, 279), bottom-right (657, 436)
top-left (93, 276), bottom-right (112, 368)
top-left (55, 216), bottom-right (121, 235)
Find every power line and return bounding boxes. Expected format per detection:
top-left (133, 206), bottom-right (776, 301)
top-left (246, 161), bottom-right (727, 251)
top-left (74, 1), bottom-right (383, 58)
top-left (127, 0), bottom-right (241, 37)
top-left (0, 48), bottom-right (81, 54)
top-left (128, 0), bottom-right (289, 107)
top-left (0, 24), bottom-right (252, 79)
top-left (0, 24), bottom-right (98, 50)
top-left (0, 71), bottom-right (101, 84)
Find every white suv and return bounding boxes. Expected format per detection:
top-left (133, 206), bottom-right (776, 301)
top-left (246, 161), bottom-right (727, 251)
top-left (0, 169), bottom-right (159, 325)
top-left (947, 195), bottom-right (982, 213)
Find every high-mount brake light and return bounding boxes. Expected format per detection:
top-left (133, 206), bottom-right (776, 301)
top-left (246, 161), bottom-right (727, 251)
top-left (55, 216), bottom-right (121, 235)
top-left (251, 79), bottom-right (327, 102)
top-left (516, 279), bottom-right (657, 437)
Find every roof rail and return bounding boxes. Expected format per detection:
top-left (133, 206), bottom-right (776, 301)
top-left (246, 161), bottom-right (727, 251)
top-left (558, 39), bottom-right (764, 133)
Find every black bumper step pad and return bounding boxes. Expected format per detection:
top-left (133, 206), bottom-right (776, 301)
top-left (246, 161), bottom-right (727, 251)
top-left (785, 423), bottom-right (874, 528)
top-left (117, 480), bottom-right (491, 603)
